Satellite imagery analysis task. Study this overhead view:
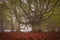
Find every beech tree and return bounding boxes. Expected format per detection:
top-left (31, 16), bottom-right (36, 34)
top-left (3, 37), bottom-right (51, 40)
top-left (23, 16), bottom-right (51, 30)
top-left (7, 0), bottom-right (59, 32)
top-left (14, 0), bottom-right (59, 32)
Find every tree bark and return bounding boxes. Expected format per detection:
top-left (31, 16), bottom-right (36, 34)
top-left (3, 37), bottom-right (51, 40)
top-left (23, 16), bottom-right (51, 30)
top-left (32, 24), bottom-right (42, 32)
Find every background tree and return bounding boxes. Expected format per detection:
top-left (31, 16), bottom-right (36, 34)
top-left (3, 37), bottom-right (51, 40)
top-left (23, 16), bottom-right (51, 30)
top-left (10, 0), bottom-right (59, 32)
top-left (0, 2), bottom-right (10, 32)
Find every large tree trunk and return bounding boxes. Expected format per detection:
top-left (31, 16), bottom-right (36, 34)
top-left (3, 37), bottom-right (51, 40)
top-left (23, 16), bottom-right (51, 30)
top-left (32, 24), bottom-right (42, 32)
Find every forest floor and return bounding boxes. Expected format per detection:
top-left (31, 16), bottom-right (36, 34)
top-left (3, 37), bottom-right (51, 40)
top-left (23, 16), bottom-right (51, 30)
top-left (0, 32), bottom-right (60, 40)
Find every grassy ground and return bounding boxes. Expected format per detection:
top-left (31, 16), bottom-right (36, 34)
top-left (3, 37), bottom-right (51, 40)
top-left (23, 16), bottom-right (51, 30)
top-left (0, 32), bottom-right (60, 40)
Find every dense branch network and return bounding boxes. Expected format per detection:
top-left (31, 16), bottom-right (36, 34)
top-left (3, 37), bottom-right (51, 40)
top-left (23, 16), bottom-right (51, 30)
top-left (15, 0), bottom-right (59, 24)
top-left (6, 0), bottom-right (59, 32)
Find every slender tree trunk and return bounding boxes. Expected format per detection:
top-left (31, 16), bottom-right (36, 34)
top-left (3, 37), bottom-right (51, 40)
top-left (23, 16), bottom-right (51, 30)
top-left (11, 14), bottom-right (15, 32)
top-left (0, 17), bottom-right (4, 32)
top-left (38, 24), bottom-right (42, 32)
top-left (16, 23), bottom-right (20, 32)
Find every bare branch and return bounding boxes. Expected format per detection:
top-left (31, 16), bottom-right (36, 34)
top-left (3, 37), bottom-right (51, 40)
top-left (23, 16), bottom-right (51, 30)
top-left (46, 0), bottom-right (59, 13)
top-left (42, 9), bottom-right (54, 22)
